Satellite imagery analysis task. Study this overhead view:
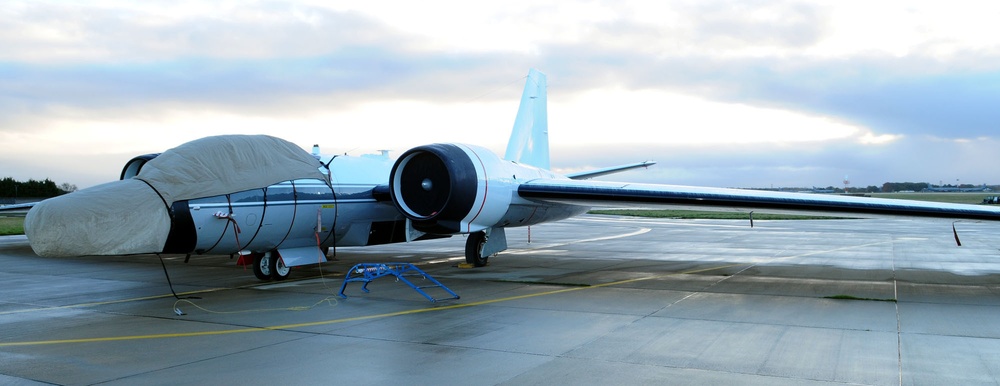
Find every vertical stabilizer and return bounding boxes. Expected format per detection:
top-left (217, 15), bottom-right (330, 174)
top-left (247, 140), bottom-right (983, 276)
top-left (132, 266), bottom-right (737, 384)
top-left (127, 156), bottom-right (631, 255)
top-left (504, 68), bottom-right (549, 170)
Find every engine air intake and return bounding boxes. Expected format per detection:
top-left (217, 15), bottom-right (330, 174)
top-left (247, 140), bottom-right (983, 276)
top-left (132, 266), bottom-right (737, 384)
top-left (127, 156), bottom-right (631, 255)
top-left (389, 144), bottom-right (478, 233)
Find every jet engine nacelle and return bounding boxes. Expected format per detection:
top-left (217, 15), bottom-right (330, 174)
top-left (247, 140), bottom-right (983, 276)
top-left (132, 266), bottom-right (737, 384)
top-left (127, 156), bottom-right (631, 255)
top-left (120, 153), bottom-right (160, 180)
top-left (390, 143), bottom-right (542, 234)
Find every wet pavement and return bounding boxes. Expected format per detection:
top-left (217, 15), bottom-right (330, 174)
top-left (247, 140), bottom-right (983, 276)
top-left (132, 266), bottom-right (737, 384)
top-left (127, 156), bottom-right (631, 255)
top-left (2, 215), bottom-right (1000, 385)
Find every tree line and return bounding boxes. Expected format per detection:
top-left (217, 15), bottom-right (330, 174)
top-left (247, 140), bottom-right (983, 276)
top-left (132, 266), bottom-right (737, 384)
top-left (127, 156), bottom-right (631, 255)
top-left (0, 177), bottom-right (76, 199)
top-left (880, 182), bottom-right (928, 192)
top-left (772, 183), bottom-right (993, 193)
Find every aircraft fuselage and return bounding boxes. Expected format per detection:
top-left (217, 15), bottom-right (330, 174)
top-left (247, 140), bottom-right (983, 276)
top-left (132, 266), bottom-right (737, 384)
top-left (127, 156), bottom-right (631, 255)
top-left (162, 179), bottom-right (406, 255)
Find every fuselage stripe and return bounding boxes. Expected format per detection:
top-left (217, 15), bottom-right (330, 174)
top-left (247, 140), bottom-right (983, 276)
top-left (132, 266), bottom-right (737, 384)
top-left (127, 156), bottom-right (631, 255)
top-left (463, 145), bottom-right (489, 233)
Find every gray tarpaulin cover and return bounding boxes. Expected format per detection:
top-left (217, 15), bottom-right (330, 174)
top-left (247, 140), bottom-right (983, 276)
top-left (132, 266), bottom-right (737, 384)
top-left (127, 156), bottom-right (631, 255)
top-left (25, 135), bottom-right (327, 257)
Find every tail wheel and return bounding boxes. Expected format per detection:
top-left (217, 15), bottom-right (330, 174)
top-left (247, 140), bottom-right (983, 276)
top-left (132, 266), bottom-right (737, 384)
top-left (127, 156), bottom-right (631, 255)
top-left (269, 251), bottom-right (290, 281)
top-left (465, 231), bottom-right (489, 267)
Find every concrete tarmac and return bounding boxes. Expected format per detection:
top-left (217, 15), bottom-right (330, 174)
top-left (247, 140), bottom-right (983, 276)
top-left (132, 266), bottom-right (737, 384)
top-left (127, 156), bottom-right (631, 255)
top-left (2, 215), bottom-right (1000, 385)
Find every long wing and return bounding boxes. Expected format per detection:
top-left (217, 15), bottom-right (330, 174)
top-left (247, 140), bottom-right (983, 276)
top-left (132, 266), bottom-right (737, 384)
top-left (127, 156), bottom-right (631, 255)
top-left (518, 179), bottom-right (1000, 221)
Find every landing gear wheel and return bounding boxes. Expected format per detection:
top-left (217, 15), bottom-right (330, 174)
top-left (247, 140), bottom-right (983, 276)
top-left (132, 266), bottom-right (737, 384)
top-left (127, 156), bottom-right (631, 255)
top-left (269, 252), bottom-right (290, 281)
top-left (465, 231), bottom-right (489, 267)
top-left (252, 253), bottom-right (272, 281)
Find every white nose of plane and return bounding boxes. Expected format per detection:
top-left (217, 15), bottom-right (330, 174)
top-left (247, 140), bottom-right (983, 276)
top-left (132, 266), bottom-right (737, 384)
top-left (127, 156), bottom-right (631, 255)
top-left (24, 179), bottom-right (172, 258)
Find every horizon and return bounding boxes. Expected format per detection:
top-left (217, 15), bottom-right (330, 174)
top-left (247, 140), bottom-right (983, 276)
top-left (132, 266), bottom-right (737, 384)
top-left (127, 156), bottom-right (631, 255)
top-left (3, 175), bottom-right (998, 197)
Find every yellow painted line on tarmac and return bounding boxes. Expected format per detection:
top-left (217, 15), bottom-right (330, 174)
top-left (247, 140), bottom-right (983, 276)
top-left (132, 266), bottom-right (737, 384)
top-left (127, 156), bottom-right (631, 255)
top-left (4, 253), bottom-right (819, 348)
top-left (0, 239), bottom-right (896, 348)
top-left (0, 262), bottom-right (744, 348)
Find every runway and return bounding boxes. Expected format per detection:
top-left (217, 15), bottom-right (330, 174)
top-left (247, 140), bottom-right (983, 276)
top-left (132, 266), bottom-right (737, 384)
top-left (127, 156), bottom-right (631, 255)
top-left (2, 215), bottom-right (1000, 385)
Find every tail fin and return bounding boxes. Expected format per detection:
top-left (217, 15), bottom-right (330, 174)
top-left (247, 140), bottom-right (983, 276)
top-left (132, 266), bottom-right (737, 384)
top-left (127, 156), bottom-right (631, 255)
top-left (504, 68), bottom-right (549, 170)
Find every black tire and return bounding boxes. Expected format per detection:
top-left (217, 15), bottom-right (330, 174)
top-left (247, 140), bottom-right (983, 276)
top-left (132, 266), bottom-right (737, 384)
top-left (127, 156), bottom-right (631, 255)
top-left (269, 251), bottom-right (290, 281)
top-left (465, 231), bottom-right (489, 267)
top-left (252, 253), bottom-right (272, 281)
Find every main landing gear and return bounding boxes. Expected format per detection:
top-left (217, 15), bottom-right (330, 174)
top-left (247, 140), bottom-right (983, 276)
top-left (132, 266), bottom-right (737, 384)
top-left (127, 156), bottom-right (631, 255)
top-left (465, 231), bottom-right (490, 267)
top-left (251, 251), bottom-right (290, 281)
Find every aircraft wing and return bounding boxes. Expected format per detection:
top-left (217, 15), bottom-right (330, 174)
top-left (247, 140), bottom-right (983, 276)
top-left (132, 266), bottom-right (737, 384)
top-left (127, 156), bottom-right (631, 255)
top-left (0, 203), bottom-right (35, 215)
top-left (517, 179), bottom-right (1000, 221)
top-left (566, 161), bottom-right (657, 180)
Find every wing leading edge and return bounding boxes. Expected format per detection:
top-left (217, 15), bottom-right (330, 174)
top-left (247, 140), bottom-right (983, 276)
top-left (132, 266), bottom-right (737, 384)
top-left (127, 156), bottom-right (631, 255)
top-left (518, 179), bottom-right (1000, 221)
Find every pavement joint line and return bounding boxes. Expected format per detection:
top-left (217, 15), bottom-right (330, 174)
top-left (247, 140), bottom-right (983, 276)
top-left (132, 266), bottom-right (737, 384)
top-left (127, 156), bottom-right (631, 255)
top-left (0, 261), bottom-right (750, 347)
top-left (0, 288), bottom-right (230, 316)
top-left (0, 272), bottom-right (336, 316)
top-left (0, 226), bottom-right (651, 317)
top-left (892, 237), bottom-right (903, 386)
top-left (0, 238), bottom-right (899, 348)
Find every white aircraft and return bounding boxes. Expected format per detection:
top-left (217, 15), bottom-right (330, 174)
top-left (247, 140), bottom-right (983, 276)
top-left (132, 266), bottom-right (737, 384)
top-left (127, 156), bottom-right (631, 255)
top-left (16, 69), bottom-right (1000, 281)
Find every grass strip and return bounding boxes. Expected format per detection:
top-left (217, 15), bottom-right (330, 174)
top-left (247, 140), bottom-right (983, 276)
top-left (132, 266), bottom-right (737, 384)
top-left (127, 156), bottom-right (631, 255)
top-left (588, 209), bottom-right (845, 220)
top-left (0, 217), bottom-right (24, 236)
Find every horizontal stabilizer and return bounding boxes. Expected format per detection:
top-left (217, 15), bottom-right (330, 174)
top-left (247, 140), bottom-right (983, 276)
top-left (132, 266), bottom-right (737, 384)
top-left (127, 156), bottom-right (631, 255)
top-left (567, 161), bottom-right (657, 180)
top-left (0, 202), bottom-right (36, 213)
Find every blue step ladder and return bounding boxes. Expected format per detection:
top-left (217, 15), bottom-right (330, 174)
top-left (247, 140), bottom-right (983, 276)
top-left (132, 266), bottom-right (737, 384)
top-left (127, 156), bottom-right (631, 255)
top-left (338, 263), bottom-right (460, 302)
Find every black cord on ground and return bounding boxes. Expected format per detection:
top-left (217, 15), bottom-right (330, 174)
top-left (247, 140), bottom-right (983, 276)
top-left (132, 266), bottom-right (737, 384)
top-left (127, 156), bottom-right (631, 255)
top-left (157, 253), bottom-right (200, 315)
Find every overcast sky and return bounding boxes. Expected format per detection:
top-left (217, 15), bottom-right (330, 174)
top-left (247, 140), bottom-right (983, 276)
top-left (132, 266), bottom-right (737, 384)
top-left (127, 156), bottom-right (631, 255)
top-left (2, 1), bottom-right (999, 190)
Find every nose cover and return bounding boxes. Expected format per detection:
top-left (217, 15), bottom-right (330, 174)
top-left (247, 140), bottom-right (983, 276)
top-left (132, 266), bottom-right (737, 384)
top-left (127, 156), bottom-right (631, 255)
top-left (24, 134), bottom-right (329, 258)
top-left (24, 179), bottom-right (171, 257)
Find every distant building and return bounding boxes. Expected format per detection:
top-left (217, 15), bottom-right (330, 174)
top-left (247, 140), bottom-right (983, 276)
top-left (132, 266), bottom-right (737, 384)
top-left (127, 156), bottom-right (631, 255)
top-left (922, 185), bottom-right (993, 193)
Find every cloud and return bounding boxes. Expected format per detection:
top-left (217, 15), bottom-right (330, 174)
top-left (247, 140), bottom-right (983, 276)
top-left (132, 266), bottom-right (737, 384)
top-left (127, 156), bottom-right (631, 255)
top-left (4, 1), bottom-right (998, 141)
top-left (536, 52), bottom-right (1000, 139)
top-left (554, 136), bottom-right (1000, 188)
top-left (0, 2), bottom-right (406, 63)
top-left (684, 0), bottom-right (831, 50)
top-left (2, 0), bottom-right (1000, 190)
